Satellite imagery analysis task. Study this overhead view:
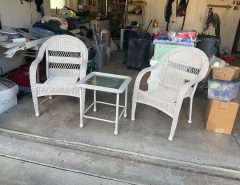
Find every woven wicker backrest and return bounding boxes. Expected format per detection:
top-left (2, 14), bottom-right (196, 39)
top-left (38, 35), bottom-right (88, 80)
top-left (158, 47), bottom-right (209, 90)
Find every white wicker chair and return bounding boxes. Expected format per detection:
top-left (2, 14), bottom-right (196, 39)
top-left (30, 35), bottom-right (88, 116)
top-left (131, 47), bottom-right (209, 141)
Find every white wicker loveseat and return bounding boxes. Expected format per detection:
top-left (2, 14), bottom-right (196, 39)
top-left (131, 47), bottom-right (209, 141)
top-left (29, 35), bottom-right (88, 116)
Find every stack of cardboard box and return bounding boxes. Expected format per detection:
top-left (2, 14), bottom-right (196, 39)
top-left (205, 66), bottom-right (240, 134)
top-left (101, 31), bottom-right (112, 65)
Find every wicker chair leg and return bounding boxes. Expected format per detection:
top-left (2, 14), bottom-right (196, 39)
top-left (169, 103), bottom-right (183, 141)
top-left (168, 116), bottom-right (179, 141)
top-left (32, 94), bottom-right (40, 117)
top-left (131, 95), bottom-right (137, 121)
top-left (188, 97), bottom-right (193, 124)
top-left (168, 105), bottom-right (182, 141)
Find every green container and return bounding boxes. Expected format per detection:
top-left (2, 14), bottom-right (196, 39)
top-left (153, 43), bottom-right (180, 60)
top-left (87, 57), bottom-right (96, 74)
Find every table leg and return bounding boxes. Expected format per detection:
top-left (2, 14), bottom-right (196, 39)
top-left (93, 90), bottom-right (97, 112)
top-left (80, 88), bottom-right (84, 128)
top-left (124, 87), bottom-right (128, 118)
top-left (114, 93), bottom-right (120, 135)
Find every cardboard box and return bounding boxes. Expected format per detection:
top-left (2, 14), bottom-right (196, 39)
top-left (212, 67), bottom-right (240, 81)
top-left (101, 31), bottom-right (111, 47)
top-left (205, 99), bottom-right (239, 134)
top-left (104, 52), bottom-right (110, 65)
top-left (104, 46), bottom-right (111, 65)
top-left (202, 68), bottom-right (212, 88)
top-left (143, 72), bottom-right (150, 81)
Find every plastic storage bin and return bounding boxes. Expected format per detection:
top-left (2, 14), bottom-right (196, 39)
top-left (8, 65), bottom-right (30, 86)
top-left (0, 78), bottom-right (18, 114)
top-left (208, 79), bottom-right (240, 101)
top-left (196, 35), bottom-right (221, 58)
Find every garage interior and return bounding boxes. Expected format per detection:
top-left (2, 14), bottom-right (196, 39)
top-left (0, 0), bottom-right (240, 184)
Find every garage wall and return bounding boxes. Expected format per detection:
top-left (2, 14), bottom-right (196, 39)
top-left (0, 0), bottom-right (51, 28)
top-left (144, 0), bottom-right (240, 52)
top-left (144, 0), bottom-right (204, 32)
top-left (0, 0), bottom-right (239, 52)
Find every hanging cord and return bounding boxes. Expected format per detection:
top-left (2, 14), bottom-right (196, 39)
top-left (30, 1), bottom-right (33, 26)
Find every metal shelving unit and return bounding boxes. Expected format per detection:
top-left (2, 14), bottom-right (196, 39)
top-left (106, 0), bottom-right (127, 38)
top-left (126, 1), bottom-right (145, 27)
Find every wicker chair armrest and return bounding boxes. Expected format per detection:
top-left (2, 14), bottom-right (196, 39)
top-left (176, 79), bottom-right (199, 105)
top-left (29, 57), bottom-right (43, 85)
top-left (133, 63), bottom-right (163, 90)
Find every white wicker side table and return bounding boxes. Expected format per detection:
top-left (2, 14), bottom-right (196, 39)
top-left (77, 72), bottom-right (131, 135)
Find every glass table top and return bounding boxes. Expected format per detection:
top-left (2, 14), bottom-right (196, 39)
top-left (84, 74), bottom-right (125, 89)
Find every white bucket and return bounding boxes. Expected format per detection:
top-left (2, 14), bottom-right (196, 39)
top-left (0, 84), bottom-right (18, 114)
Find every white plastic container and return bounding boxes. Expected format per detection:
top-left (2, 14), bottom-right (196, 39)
top-left (0, 79), bottom-right (18, 114)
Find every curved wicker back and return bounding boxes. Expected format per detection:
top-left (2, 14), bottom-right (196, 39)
top-left (38, 35), bottom-right (88, 80)
top-left (153, 47), bottom-right (209, 90)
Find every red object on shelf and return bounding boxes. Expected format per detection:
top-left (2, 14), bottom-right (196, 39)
top-left (8, 65), bottom-right (30, 87)
top-left (220, 55), bottom-right (237, 63)
top-left (176, 31), bottom-right (196, 39)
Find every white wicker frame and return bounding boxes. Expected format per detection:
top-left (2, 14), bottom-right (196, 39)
top-left (131, 47), bottom-right (209, 141)
top-left (29, 35), bottom-right (88, 116)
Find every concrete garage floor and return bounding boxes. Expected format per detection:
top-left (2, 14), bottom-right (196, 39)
top-left (0, 51), bottom-right (240, 184)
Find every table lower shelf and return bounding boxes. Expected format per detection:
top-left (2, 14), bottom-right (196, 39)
top-left (83, 101), bottom-right (126, 124)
